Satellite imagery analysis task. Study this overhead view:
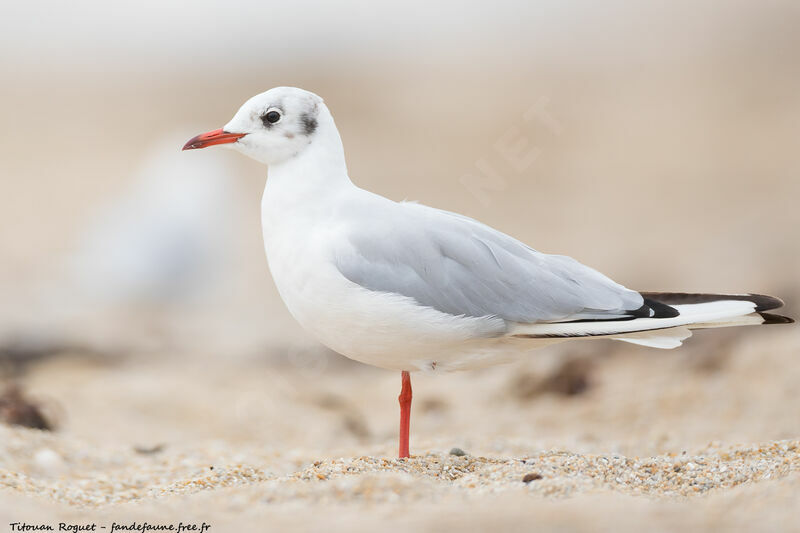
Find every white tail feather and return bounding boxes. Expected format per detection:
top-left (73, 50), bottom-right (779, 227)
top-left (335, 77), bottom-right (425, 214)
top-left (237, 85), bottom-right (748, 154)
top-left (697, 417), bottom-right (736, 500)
top-left (508, 299), bottom-right (772, 349)
top-left (612, 327), bottom-right (693, 349)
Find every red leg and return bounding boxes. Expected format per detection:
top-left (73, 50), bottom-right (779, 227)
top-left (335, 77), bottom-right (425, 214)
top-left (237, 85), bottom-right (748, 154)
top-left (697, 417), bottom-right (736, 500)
top-left (398, 370), bottom-right (412, 458)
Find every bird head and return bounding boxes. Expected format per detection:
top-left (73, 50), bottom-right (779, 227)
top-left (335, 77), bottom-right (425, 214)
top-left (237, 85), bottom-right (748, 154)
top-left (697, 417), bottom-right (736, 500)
top-left (183, 87), bottom-right (325, 165)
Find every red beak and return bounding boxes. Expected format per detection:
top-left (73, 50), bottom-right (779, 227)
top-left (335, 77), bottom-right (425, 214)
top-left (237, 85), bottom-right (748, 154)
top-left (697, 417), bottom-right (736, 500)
top-left (182, 128), bottom-right (247, 150)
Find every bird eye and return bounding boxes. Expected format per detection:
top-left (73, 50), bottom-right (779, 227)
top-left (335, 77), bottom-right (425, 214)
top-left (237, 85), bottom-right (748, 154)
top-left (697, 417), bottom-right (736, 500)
top-left (262, 110), bottom-right (281, 126)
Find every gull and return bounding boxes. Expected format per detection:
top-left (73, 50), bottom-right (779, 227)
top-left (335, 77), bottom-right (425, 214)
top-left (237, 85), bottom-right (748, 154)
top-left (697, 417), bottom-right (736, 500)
top-left (183, 87), bottom-right (793, 458)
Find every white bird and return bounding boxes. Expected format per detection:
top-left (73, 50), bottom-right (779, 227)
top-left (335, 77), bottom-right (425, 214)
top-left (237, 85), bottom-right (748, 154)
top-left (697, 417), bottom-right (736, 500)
top-left (183, 87), bottom-right (793, 458)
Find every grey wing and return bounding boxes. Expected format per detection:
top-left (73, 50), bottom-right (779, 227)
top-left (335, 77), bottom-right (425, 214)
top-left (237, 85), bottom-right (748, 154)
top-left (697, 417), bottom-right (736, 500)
top-left (335, 202), bottom-right (646, 324)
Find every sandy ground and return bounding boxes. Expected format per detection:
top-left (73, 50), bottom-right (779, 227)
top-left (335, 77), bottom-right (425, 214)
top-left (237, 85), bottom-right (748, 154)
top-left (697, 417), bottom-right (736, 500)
top-left (1, 324), bottom-right (798, 531)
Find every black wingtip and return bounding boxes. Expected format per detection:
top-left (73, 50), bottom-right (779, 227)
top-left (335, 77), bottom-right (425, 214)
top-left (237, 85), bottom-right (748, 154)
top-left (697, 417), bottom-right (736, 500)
top-left (746, 294), bottom-right (785, 312)
top-left (642, 298), bottom-right (680, 318)
top-left (759, 312), bottom-right (795, 325)
top-left (640, 292), bottom-right (786, 312)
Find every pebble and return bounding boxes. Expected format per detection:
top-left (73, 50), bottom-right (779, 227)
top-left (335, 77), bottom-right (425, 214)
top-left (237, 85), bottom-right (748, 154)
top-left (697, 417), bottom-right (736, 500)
top-left (32, 448), bottom-right (65, 476)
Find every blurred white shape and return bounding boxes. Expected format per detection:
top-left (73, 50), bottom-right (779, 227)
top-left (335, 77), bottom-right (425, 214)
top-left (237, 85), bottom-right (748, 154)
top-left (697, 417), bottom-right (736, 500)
top-left (69, 130), bottom-right (241, 309)
top-left (33, 448), bottom-right (66, 476)
top-left (8, 129), bottom-right (291, 357)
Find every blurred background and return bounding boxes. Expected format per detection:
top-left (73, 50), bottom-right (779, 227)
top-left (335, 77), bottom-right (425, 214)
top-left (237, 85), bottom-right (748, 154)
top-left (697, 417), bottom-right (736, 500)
top-left (0, 0), bottom-right (798, 478)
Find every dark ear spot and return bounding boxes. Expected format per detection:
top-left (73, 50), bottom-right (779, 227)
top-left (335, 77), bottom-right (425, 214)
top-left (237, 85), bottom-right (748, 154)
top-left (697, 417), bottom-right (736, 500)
top-left (301, 113), bottom-right (318, 135)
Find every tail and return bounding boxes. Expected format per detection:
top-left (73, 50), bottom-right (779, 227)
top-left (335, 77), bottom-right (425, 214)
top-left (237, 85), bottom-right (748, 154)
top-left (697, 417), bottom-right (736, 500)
top-left (510, 292), bottom-right (793, 349)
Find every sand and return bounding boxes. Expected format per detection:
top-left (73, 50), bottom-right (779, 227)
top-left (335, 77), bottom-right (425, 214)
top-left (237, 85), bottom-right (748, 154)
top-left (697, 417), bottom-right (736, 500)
top-left (3, 425), bottom-right (796, 506)
top-left (1, 329), bottom-right (799, 532)
top-left (2, 429), bottom-right (799, 532)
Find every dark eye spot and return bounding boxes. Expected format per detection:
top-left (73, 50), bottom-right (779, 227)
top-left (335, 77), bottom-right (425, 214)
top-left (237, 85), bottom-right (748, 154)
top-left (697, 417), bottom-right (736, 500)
top-left (261, 110), bottom-right (281, 127)
top-left (301, 113), bottom-right (317, 135)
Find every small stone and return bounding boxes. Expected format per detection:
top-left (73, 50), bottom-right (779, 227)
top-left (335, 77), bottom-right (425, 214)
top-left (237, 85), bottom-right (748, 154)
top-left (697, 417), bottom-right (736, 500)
top-left (133, 444), bottom-right (165, 455)
top-left (522, 473), bottom-right (543, 483)
top-left (33, 448), bottom-right (65, 475)
top-left (449, 447), bottom-right (467, 457)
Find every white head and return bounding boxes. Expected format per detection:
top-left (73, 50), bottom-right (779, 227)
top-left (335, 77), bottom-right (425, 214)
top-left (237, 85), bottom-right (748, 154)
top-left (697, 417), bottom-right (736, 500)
top-left (183, 87), bottom-right (332, 166)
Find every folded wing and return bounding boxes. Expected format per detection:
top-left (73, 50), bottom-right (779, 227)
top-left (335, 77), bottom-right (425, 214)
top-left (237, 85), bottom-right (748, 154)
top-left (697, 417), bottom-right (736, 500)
top-left (335, 201), bottom-right (646, 324)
